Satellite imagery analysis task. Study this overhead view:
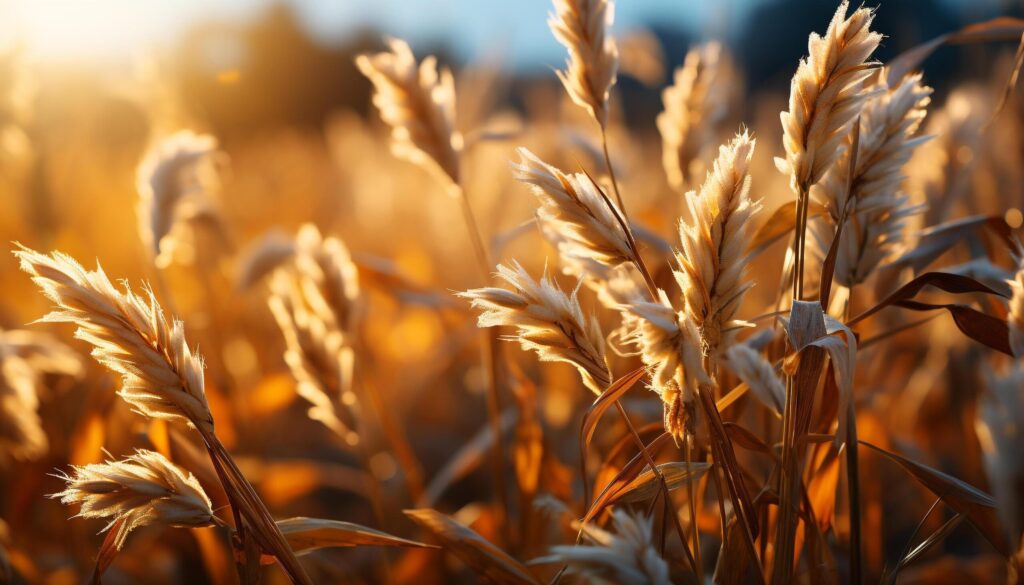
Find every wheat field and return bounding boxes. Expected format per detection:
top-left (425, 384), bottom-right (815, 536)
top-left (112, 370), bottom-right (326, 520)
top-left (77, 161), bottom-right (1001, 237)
top-left (1, 1), bottom-right (1024, 583)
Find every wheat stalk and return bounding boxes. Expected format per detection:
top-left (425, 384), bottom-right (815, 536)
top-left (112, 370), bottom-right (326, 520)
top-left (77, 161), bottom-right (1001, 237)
top-left (548, 0), bottom-right (618, 128)
top-left (814, 72), bottom-right (932, 287)
top-left (458, 260), bottom-right (611, 394)
top-left (547, 510), bottom-right (669, 585)
top-left (16, 246), bottom-right (310, 584)
top-left (674, 130), bottom-right (758, 355)
top-left (356, 37), bottom-right (462, 188)
top-left (52, 449), bottom-right (215, 550)
top-left (657, 42), bottom-right (733, 191)
top-left (136, 130), bottom-right (221, 269)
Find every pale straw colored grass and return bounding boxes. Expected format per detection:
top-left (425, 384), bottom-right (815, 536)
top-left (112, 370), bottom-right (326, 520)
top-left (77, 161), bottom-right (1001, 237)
top-left (657, 42), bottom-right (734, 190)
top-left (15, 247), bottom-right (214, 433)
top-left (356, 38), bottom-right (462, 188)
top-left (674, 130), bottom-right (759, 354)
top-left (813, 72), bottom-right (932, 287)
top-left (136, 130), bottom-right (220, 268)
top-left (777, 1), bottom-right (882, 193)
top-left (546, 509), bottom-right (669, 585)
top-left (458, 261), bottom-right (611, 394)
top-left (548, 0), bottom-right (618, 127)
top-left (53, 449), bottom-right (214, 550)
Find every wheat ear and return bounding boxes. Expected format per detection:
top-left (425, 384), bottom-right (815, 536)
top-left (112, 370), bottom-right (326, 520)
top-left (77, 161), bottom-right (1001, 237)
top-left (777, 1), bottom-right (882, 193)
top-left (814, 72), bottom-right (932, 287)
top-left (548, 0), bottom-right (618, 127)
top-left (547, 510), bottom-right (670, 585)
top-left (674, 130), bottom-right (758, 354)
top-left (356, 37), bottom-right (461, 188)
top-left (458, 261), bottom-right (611, 394)
top-left (52, 449), bottom-right (215, 550)
top-left (657, 42), bottom-right (733, 190)
top-left (136, 130), bottom-right (220, 268)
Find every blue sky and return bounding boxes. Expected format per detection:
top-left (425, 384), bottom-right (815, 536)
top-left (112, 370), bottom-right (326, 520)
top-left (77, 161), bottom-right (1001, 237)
top-left (3, 0), bottom-right (996, 68)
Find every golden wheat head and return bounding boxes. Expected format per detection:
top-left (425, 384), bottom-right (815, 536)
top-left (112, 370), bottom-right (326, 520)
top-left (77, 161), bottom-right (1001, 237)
top-left (548, 0), bottom-right (619, 127)
top-left (777, 1), bottom-right (882, 192)
top-left (136, 130), bottom-right (220, 268)
top-left (15, 247), bottom-right (214, 433)
top-left (458, 260), bottom-right (611, 394)
top-left (53, 449), bottom-right (214, 550)
top-left (356, 37), bottom-right (462, 187)
top-left (674, 130), bottom-right (758, 354)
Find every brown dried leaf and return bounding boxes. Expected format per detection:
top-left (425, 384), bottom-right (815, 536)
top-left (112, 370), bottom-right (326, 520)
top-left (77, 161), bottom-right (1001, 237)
top-left (404, 509), bottom-right (541, 585)
top-left (275, 517), bottom-right (436, 555)
top-left (861, 442), bottom-right (1009, 555)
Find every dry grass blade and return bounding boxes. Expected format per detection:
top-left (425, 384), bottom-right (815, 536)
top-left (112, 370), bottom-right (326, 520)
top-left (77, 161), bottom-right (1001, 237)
top-left (579, 366), bottom-right (646, 449)
top-left (887, 17), bottom-right (1024, 84)
top-left (274, 517), bottom-right (436, 555)
top-left (861, 441), bottom-right (1009, 555)
top-left (1008, 260), bottom-right (1024, 358)
top-left (404, 508), bottom-right (541, 585)
top-left (419, 410), bottom-right (516, 508)
top-left (612, 461), bottom-right (712, 504)
top-left (848, 271), bottom-right (1009, 326)
top-left (584, 432), bottom-right (671, 523)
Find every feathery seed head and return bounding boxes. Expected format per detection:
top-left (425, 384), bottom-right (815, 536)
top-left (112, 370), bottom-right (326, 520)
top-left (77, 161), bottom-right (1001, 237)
top-left (548, 510), bottom-right (669, 585)
top-left (814, 72), bottom-right (931, 287)
top-left (136, 130), bottom-right (221, 268)
top-left (356, 37), bottom-right (462, 187)
top-left (674, 131), bottom-right (758, 354)
top-left (15, 247), bottom-right (214, 433)
top-left (778, 1), bottom-right (882, 192)
top-left (657, 42), bottom-right (734, 190)
top-left (513, 147), bottom-right (633, 272)
top-left (53, 449), bottom-right (214, 550)
top-left (620, 289), bottom-right (707, 440)
top-left (549, 0), bottom-right (619, 126)
top-left (459, 261), bottom-right (611, 394)
top-left (268, 271), bottom-right (361, 446)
